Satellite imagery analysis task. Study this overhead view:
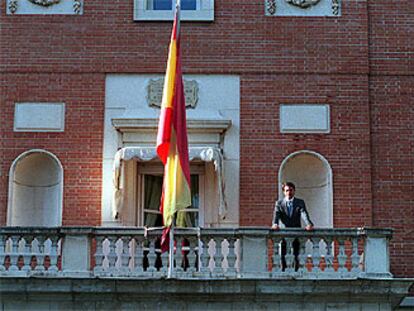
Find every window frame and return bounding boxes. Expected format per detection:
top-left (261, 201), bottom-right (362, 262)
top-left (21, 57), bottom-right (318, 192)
top-left (137, 162), bottom-right (205, 227)
top-left (134, 0), bottom-right (214, 21)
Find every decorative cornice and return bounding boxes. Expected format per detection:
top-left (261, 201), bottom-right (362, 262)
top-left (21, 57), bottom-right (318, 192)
top-left (285, 0), bottom-right (321, 9)
top-left (112, 118), bottom-right (231, 134)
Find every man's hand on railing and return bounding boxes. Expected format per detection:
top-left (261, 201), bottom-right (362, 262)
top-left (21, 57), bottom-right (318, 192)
top-left (272, 224), bottom-right (313, 231)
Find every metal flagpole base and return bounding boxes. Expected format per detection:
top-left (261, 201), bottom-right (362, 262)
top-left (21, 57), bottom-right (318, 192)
top-left (167, 216), bottom-right (175, 278)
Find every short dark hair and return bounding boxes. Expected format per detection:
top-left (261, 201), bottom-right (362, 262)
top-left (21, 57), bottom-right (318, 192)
top-left (282, 182), bottom-right (296, 191)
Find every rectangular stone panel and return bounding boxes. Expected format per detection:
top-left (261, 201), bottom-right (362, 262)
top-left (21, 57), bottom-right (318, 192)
top-left (14, 102), bottom-right (65, 132)
top-left (280, 104), bottom-right (330, 133)
top-left (6, 0), bottom-right (83, 15)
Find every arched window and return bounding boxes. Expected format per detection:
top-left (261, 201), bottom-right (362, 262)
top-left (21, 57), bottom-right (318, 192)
top-left (7, 150), bottom-right (63, 227)
top-left (279, 151), bottom-right (333, 228)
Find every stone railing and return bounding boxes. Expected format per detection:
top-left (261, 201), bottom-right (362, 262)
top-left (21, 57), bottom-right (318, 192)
top-left (0, 227), bottom-right (392, 279)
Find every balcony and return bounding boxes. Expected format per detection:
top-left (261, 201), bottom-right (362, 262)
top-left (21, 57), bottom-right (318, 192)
top-left (0, 227), bottom-right (393, 279)
top-left (0, 227), bottom-right (412, 310)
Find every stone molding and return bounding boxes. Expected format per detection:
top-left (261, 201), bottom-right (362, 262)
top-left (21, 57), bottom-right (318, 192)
top-left (112, 118), bottom-right (231, 134)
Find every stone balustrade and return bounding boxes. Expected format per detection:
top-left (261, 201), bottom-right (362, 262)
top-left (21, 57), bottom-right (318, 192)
top-left (0, 227), bottom-right (392, 279)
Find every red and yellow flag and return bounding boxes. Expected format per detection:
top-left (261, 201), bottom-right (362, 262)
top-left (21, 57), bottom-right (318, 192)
top-left (156, 6), bottom-right (191, 250)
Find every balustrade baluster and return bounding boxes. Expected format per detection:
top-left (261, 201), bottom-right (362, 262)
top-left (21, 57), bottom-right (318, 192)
top-left (154, 239), bottom-right (163, 273)
top-left (120, 236), bottom-right (131, 275)
top-left (213, 237), bottom-right (224, 275)
top-left (225, 237), bottom-right (237, 276)
top-left (160, 246), bottom-right (168, 275)
top-left (34, 236), bottom-right (46, 273)
top-left (186, 236), bottom-right (198, 274)
top-left (133, 237), bottom-right (144, 275)
top-left (324, 237), bottom-right (335, 273)
top-left (351, 237), bottom-right (360, 273)
top-left (0, 235), bottom-right (6, 273)
top-left (146, 239), bottom-right (157, 273)
top-left (311, 238), bottom-right (321, 273)
top-left (284, 238), bottom-right (295, 273)
top-left (8, 235), bottom-right (20, 273)
top-left (298, 237), bottom-right (308, 273)
top-left (107, 236), bottom-right (118, 275)
top-left (272, 237), bottom-right (282, 273)
top-left (93, 236), bottom-right (105, 275)
top-left (173, 237), bottom-right (183, 274)
top-left (48, 236), bottom-right (60, 274)
top-left (337, 238), bottom-right (348, 273)
top-left (199, 236), bottom-right (211, 275)
top-left (21, 236), bottom-right (33, 274)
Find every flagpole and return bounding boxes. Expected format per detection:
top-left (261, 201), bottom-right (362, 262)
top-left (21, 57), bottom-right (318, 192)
top-left (168, 214), bottom-right (175, 278)
top-left (176, 0), bottom-right (181, 37)
top-left (167, 1), bottom-right (180, 279)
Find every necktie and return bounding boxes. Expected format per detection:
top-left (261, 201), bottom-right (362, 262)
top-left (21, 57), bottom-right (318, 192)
top-left (287, 201), bottom-right (293, 217)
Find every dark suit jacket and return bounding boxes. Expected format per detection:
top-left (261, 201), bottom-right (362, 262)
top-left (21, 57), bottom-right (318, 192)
top-left (272, 197), bottom-right (313, 228)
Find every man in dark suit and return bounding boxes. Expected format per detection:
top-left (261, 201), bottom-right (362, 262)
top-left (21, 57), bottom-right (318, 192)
top-left (272, 182), bottom-right (313, 271)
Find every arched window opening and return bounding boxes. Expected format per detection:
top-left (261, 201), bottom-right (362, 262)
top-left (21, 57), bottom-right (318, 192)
top-left (279, 151), bottom-right (333, 228)
top-left (8, 150), bottom-right (63, 227)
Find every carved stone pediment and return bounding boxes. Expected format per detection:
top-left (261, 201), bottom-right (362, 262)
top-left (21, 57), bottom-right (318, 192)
top-left (147, 78), bottom-right (199, 109)
top-left (286, 0), bottom-right (321, 9)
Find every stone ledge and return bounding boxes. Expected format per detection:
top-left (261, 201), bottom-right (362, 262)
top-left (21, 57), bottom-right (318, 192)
top-left (1, 278), bottom-right (411, 298)
top-left (1, 278), bottom-right (412, 310)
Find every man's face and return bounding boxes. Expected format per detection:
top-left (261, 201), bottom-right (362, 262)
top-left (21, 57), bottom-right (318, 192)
top-left (284, 186), bottom-right (295, 199)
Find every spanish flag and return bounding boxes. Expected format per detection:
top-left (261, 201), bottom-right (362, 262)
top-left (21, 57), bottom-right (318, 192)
top-left (157, 4), bottom-right (191, 251)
